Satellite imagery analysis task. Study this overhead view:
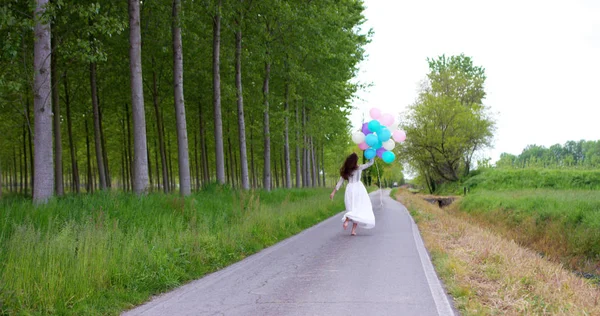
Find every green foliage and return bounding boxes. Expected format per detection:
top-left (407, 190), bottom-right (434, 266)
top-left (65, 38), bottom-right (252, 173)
top-left (496, 140), bottom-right (600, 169)
top-left (0, 188), bottom-right (344, 314)
top-left (464, 168), bottom-right (600, 191)
top-left (0, 0), bottom-right (370, 197)
top-left (398, 54), bottom-right (495, 193)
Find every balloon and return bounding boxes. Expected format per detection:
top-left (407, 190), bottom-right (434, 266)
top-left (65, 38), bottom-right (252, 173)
top-left (352, 131), bottom-right (365, 144)
top-left (382, 151), bottom-right (395, 164)
top-left (358, 142), bottom-right (369, 150)
top-left (362, 122), bottom-right (372, 135)
top-left (373, 140), bottom-right (383, 149)
top-left (392, 130), bottom-right (406, 142)
top-left (376, 147), bottom-right (387, 158)
top-left (364, 148), bottom-right (376, 159)
top-left (377, 128), bottom-right (391, 142)
top-left (368, 120), bottom-right (381, 133)
top-left (369, 108), bottom-right (382, 120)
top-left (380, 113), bottom-right (395, 127)
top-left (383, 139), bottom-right (395, 151)
top-left (365, 134), bottom-right (379, 147)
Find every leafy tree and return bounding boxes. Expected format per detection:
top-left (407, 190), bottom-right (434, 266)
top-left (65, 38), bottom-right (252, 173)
top-left (399, 55), bottom-right (495, 192)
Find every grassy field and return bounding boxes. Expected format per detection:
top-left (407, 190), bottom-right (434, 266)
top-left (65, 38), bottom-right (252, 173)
top-left (459, 189), bottom-right (600, 273)
top-left (0, 186), bottom-right (344, 315)
top-left (454, 168), bottom-right (600, 273)
top-left (393, 189), bottom-right (600, 315)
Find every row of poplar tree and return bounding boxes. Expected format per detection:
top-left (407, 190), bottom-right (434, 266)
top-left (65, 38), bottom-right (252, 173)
top-left (0, 0), bottom-right (370, 202)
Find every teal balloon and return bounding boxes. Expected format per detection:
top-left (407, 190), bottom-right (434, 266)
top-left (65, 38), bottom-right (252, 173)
top-left (368, 120), bottom-right (381, 133)
top-left (382, 151), bottom-right (395, 164)
top-left (364, 148), bottom-right (376, 159)
top-left (372, 140), bottom-right (383, 149)
top-left (365, 134), bottom-right (379, 147)
top-left (378, 128), bottom-right (391, 142)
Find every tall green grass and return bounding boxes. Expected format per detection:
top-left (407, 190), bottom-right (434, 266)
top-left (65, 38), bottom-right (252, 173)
top-left (459, 189), bottom-right (600, 271)
top-left (0, 187), bottom-right (344, 315)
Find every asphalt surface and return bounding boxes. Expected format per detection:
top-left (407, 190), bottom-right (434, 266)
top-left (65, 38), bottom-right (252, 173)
top-left (123, 189), bottom-right (456, 316)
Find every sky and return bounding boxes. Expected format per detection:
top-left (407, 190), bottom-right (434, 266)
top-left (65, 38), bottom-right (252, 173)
top-left (350, 0), bottom-right (600, 163)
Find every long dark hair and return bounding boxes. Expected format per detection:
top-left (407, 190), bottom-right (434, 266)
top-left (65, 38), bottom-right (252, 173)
top-left (340, 153), bottom-right (359, 180)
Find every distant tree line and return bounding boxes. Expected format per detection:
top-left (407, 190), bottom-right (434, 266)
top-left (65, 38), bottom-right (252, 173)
top-left (496, 140), bottom-right (600, 169)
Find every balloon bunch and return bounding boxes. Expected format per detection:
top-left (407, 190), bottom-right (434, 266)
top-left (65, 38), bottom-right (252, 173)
top-left (351, 108), bottom-right (406, 164)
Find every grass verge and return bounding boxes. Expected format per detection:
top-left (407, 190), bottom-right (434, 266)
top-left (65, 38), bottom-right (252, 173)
top-left (0, 187), bottom-right (344, 315)
top-left (458, 189), bottom-right (600, 274)
top-left (393, 189), bottom-right (600, 315)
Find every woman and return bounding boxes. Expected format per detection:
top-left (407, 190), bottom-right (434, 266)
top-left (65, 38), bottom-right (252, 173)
top-left (330, 153), bottom-right (375, 236)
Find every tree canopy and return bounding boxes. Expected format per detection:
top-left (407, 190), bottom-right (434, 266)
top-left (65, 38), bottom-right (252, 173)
top-left (398, 54), bottom-right (495, 193)
top-left (0, 0), bottom-right (370, 200)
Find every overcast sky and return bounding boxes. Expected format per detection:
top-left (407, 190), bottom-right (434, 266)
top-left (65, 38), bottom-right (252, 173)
top-left (350, 0), bottom-right (600, 163)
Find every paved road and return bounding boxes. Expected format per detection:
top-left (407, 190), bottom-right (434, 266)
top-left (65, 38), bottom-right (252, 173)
top-left (123, 190), bottom-right (456, 316)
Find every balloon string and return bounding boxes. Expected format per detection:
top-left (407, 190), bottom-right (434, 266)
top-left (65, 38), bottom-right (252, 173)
top-left (374, 159), bottom-right (383, 207)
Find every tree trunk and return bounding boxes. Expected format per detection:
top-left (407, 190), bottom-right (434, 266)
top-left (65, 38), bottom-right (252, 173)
top-left (280, 148), bottom-right (285, 188)
top-left (90, 62), bottom-right (107, 190)
top-left (22, 126), bottom-right (27, 195)
top-left (249, 120), bottom-right (256, 188)
top-left (33, 0), bottom-right (54, 203)
top-left (85, 120), bottom-right (93, 193)
top-left (213, 0), bottom-right (225, 184)
top-left (295, 102), bottom-right (301, 188)
top-left (154, 137), bottom-right (159, 191)
top-left (64, 72), bottom-right (80, 193)
top-left (27, 101), bottom-right (34, 195)
top-left (99, 105), bottom-right (110, 187)
top-left (283, 80), bottom-right (291, 188)
top-left (321, 143), bottom-right (326, 187)
top-left (152, 67), bottom-right (169, 193)
top-left (235, 12), bottom-right (249, 190)
top-left (262, 58), bottom-right (271, 191)
top-left (194, 131), bottom-right (200, 191)
top-left (147, 140), bottom-right (153, 191)
top-left (12, 148), bottom-right (17, 193)
top-left (124, 103), bottom-right (133, 191)
top-left (227, 135), bottom-right (235, 187)
top-left (198, 103), bottom-right (209, 185)
top-left (172, 0), bottom-right (191, 196)
top-left (121, 142), bottom-right (126, 190)
top-left (51, 35), bottom-right (63, 196)
top-left (167, 135), bottom-right (175, 191)
top-left (273, 151), bottom-right (279, 189)
top-left (129, 0), bottom-right (149, 194)
top-left (311, 137), bottom-right (317, 187)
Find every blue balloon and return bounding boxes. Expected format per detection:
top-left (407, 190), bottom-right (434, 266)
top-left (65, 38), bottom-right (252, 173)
top-left (365, 133), bottom-right (379, 147)
top-left (378, 128), bottom-right (391, 142)
top-left (368, 120), bottom-right (381, 133)
top-left (364, 148), bottom-right (376, 159)
top-left (382, 151), bottom-right (395, 164)
top-left (372, 140), bottom-right (383, 149)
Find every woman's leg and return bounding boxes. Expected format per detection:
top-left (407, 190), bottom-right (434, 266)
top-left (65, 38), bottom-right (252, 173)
top-left (343, 217), bottom-right (349, 230)
top-left (351, 223), bottom-right (358, 235)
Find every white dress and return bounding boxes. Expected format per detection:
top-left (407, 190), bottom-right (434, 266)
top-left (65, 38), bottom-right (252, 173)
top-left (335, 159), bottom-right (375, 229)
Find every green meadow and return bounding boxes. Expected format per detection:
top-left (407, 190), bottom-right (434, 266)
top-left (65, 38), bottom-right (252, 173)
top-left (454, 169), bottom-right (600, 274)
top-left (0, 187), bottom-right (344, 315)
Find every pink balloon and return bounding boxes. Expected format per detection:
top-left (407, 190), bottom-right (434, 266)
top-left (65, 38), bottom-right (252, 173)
top-left (358, 142), bottom-right (369, 150)
top-left (369, 108), bottom-right (382, 120)
top-left (392, 130), bottom-right (406, 142)
top-left (380, 113), bottom-right (395, 127)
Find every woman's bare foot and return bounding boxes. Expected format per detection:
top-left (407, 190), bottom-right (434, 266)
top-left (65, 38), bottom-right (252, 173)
top-left (351, 223), bottom-right (358, 235)
top-left (343, 218), bottom-right (349, 230)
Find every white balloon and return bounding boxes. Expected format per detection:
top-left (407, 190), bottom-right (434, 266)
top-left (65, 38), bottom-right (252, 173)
top-left (351, 131), bottom-right (365, 144)
top-left (383, 139), bottom-right (395, 151)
